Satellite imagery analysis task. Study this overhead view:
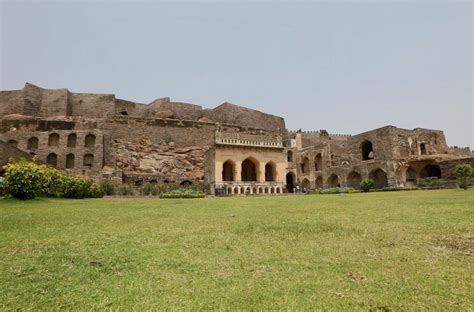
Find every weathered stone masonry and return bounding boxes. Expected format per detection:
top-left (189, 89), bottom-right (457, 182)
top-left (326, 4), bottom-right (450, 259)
top-left (0, 82), bottom-right (472, 194)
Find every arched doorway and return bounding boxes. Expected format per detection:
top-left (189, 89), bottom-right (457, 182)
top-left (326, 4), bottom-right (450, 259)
top-left (420, 165), bottom-right (441, 179)
top-left (241, 158), bottom-right (257, 181)
top-left (346, 171), bottom-right (362, 188)
top-left (287, 151), bottom-right (293, 162)
top-left (315, 176), bottom-right (323, 189)
top-left (222, 160), bottom-right (235, 181)
top-left (286, 172), bottom-right (295, 193)
top-left (361, 140), bottom-right (374, 160)
top-left (265, 162), bottom-right (276, 182)
top-left (328, 174), bottom-right (340, 188)
top-left (369, 168), bottom-right (388, 188)
top-left (301, 178), bottom-right (311, 193)
top-left (406, 166), bottom-right (417, 184)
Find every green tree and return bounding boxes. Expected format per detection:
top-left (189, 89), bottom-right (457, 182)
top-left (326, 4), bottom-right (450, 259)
top-left (454, 163), bottom-right (473, 190)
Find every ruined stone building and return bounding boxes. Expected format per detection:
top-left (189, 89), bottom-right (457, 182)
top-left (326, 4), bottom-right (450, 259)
top-left (0, 83), bottom-right (472, 195)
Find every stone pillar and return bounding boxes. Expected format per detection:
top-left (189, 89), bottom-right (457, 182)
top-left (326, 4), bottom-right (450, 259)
top-left (258, 162), bottom-right (265, 182)
top-left (235, 161), bottom-right (242, 182)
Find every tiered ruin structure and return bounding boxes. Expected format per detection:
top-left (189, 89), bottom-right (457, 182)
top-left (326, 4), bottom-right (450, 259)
top-left (0, 83), bottom-right (472, 195)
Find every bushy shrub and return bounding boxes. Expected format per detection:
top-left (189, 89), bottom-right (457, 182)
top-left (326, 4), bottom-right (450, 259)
top-left (360, 178), bottom-right (374, 192)
top-left (3, 159), bottom-right (103, 200)
top-left (142, 183), bottom-right (160, 196)
top-left (39, 165), bottom-right (66, 197)
top-left (3, 159), bottom-right (43, 199)
top-left (159, 189), bottom-right (205, 199)
top-left (117, 184), bottom-right (136, 196)
top-left (454, 163), bottom-right (473, 190)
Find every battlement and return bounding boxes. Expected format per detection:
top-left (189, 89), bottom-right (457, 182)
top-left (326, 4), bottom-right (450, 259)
top-left (215, 131), bottom-right (283, 148)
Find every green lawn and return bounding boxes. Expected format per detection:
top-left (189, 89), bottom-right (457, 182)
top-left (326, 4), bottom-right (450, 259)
top-left (0, 189), bottom-right (473, 310)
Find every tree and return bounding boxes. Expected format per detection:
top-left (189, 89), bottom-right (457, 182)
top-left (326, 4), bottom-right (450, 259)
top-left (454, 164), bottom-right (473, 190)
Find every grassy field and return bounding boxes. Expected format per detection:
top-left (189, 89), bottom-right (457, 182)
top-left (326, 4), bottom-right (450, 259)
top-left (0, 189), bottom-right (472, 310)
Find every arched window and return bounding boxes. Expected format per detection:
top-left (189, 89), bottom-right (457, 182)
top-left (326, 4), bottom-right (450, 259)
top-left (47, 153), bottom-right (58, 167)
top-left (369, 168), bottom-right (388, 188)
top-left (301, 157), bottom-right (309, 174)
top-left (222, 160), bottom-right (235, 181)
top-left (315, 153), bottom-right (322, 171)
top-left (27, 137), bottom-right (39, 150)
top-left (265, 162), bottom-right (276, 182)
top-left (7, 140), bottom-right (18, 148)
top-left (66, 153), bottom-right (75, 168)
top-left (48, 133), bottom-right (59, 147)
top-left (241, 158), bottom-right (258, 181)
top-left (67, 133), bottom-right (77, 148)
top-left (287, 151), bottom-right (293, 162)
top-left (361, 140), bottom-right (374, 160)
top-left (346, 171), bottom-right (362, 189)
top-left (85, 134), bottom-right (96, 148)
top-left (83, 154), bottom-right (94, 168)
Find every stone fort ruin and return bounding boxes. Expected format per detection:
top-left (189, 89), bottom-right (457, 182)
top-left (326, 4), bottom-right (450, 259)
top-left (1, 83), bottom-right (472, 195)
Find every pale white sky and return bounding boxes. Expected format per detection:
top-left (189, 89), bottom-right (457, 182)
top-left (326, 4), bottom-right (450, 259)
top-left (1, 1), bottom-right (472, 148)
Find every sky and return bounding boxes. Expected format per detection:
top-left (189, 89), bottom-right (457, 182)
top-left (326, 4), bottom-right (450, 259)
top-left (1, 0), bottom-right (472, 148)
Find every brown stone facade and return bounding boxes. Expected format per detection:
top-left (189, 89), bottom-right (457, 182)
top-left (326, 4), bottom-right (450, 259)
top-left (0, 83), bottom-right (472, 194)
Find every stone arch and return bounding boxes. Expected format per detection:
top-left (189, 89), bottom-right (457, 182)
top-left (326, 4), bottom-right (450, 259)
top-left (265, 187), bottom-right (269, 194)
top-left (85, 134), bottom-right (96, 148)
top-left (301, 157), bottom-right (310, 174)
top-left (222, 160), bottom-right (235, 181)
top-left (287, 151), bottom-right (293, 162)
top-left (301, 178), bottom-right (311, 193)
top-left (327, 174), bottom-right (340, 188)
top-left (259, 187), bottom-right (263, 194)
top-left (361, 140), bottom-right (374, 160)
top-left (27, 137), bottom-right (39, 150)
top-left (346, 171), bottom-right (362, 189)
top-left (240, 187), bottom-right (245, 194)
top-left (241, 157), bottom-right (258, 181)
top-left (180, 180), bottom-right (193, 186)
top-left (252, 187), bottom-right (257, 194)
top-left (315, 153), bottom-right (322, 171)
top-left (66, 153), bottom-right (75, 169)
top-left (67, 133), bottom-right (77, 148)
top-left (48, 133), bottom-right (59, 147)
top-left (265, 161), bottom-right (276, 182)
top-left (286, 172), bottom-right (295, 193)
top-left (7, 140), bottom-right (18, 147)
top-left (420, 164), bottom-right (441, 179)
top-left (47, 153), bottom-right (58, 167)
top-left (227, 187), bottom-right (232, 195)
top-left (276, 187), bottom-right (281, 194)
top-left (369, 168), bottom-right (388, 188)
top-left (83, 153), bottom-right (94, 168)
top-left (234, 187), bottom-right (239, 195)
top-left (270, 187), bottom-right (275, 194)
top-left (315, 176), bottom-right (323, 188)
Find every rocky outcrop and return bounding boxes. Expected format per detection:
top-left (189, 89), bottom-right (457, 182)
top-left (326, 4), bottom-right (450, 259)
top-left (113, 139), bottom-right (205, 181)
